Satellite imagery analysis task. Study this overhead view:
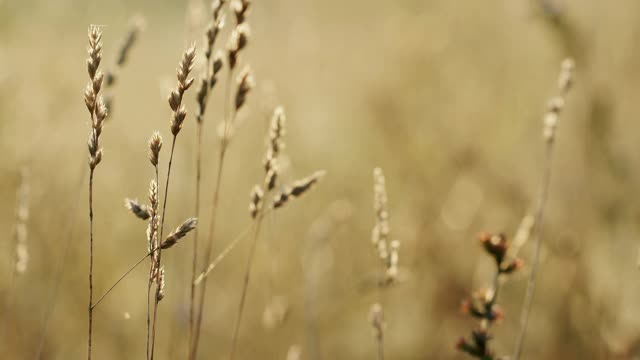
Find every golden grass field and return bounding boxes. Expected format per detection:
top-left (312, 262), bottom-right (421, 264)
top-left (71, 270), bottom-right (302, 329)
top-left (2, 0), bottom-right (640, 359)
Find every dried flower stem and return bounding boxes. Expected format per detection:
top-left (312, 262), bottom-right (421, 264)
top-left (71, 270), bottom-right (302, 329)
top-left (192, 4), bottom-right (252, 356)
top-left (230, 105), bottom-right (294, 359)
top-left (84, 24), bottom-right (107, 360)
top-left (87, 168), bottom-right (95, 360)
top-left (190, 117), bottom-right (203, 353)
top-left (229, 213), bottom-right (265, 360)
top-left (147, 169), bottom-right (159, 360)
top-left (511, 144), bottom-right (553, 358)
top-left (368, 167), bottom-right (400, 360)
top-left (512, 58), bottom-right (574, 360)
top-left (150, 45), bottom-right (195, 360)
top-left (149, 142), bottom-right (171, 358)
top-left (190, 3), bottom-right (225, 354)
top-left (149, 135), bottom-right (175, 360)
top-left (191, 58), bottom-right (249, 360)
top-left (190, 131), bottom-right (228, 360)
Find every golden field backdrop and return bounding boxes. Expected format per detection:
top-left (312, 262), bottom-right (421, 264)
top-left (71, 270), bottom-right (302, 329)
top-left (1, 0), bottom-right (640, 359)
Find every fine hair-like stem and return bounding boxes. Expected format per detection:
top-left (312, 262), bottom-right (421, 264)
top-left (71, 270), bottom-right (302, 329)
top-left (149, 45), bottom-right (196, 360)
top-left (84, 24), bottom-right (107, 360)
top-left (229, 217), bottom-right (264, 360)
top-left (189, 2), bottom-right (225, 356)
top-left (191, 5), bottom-right (252, 356)
top-left (512, 58), bottom-right (575, 360)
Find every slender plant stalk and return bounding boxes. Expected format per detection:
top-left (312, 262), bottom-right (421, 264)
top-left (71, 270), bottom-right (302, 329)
top-left (147, 166), bottom-right (159, 360)
top-left (229, 104), bottom-right (284, 359)
top-left (84, 25), bottom-right (106, 360)
top-left (146, 268), bottom-right (152, 360)
top-left (229, 214), bottom-right (264, 360)
top-left (189, 118), bottom-right (203, 353)
top-left (191, 4), bottom-right (251, 355)
top-left (147, 260), bottom-right (153, 360)
top-left (188, 5), bottom-right (225, 355)
top-left (512, 58), bottom-right (573, 360)
top-left (87, 167), bottom-right (95, 360)
top-left (150, 251), bottom-right (164, 360)
top-left (191, 68), bottom-right (234, 360)
top-left (189, 47), bottom-right (211, 355)
top-left (150, 136), bottom-right (177, 360)
top-left (512, 144), bottom-right (553, 360)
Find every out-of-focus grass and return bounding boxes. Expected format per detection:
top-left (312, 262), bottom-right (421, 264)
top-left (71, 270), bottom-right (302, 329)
top-left (2, 0), bottom-right (640, 358)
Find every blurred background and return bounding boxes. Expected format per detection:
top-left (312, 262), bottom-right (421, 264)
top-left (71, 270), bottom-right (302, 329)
top-left (1, 0), bottom-right (640, 358)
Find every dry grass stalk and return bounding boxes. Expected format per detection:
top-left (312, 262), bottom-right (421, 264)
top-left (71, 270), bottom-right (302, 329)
top-left (368, 167), bottom-right (400, 360)
top-left (150, 45), bottom-right (196, 360)
top-left (371, 168), bottom-right (400, 285)
top-left (230, 107), bottom-right (326, 359)
top-left (88, 126), bottom-right (197, 360)
top-left (192, 2), bottom-right (254, 356)
top-left (84, 24), bottom-right (106, 360)
top-left (190, 2), bottom-right (227, 355)
top-left (104, 16), bottom-right (145, 114)
top-left (146, 144), bottom-right (160, 360)
top-left (229, 105), bottom-right (285, 360)
top-left (512, 58), bottom-right (575, 360)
